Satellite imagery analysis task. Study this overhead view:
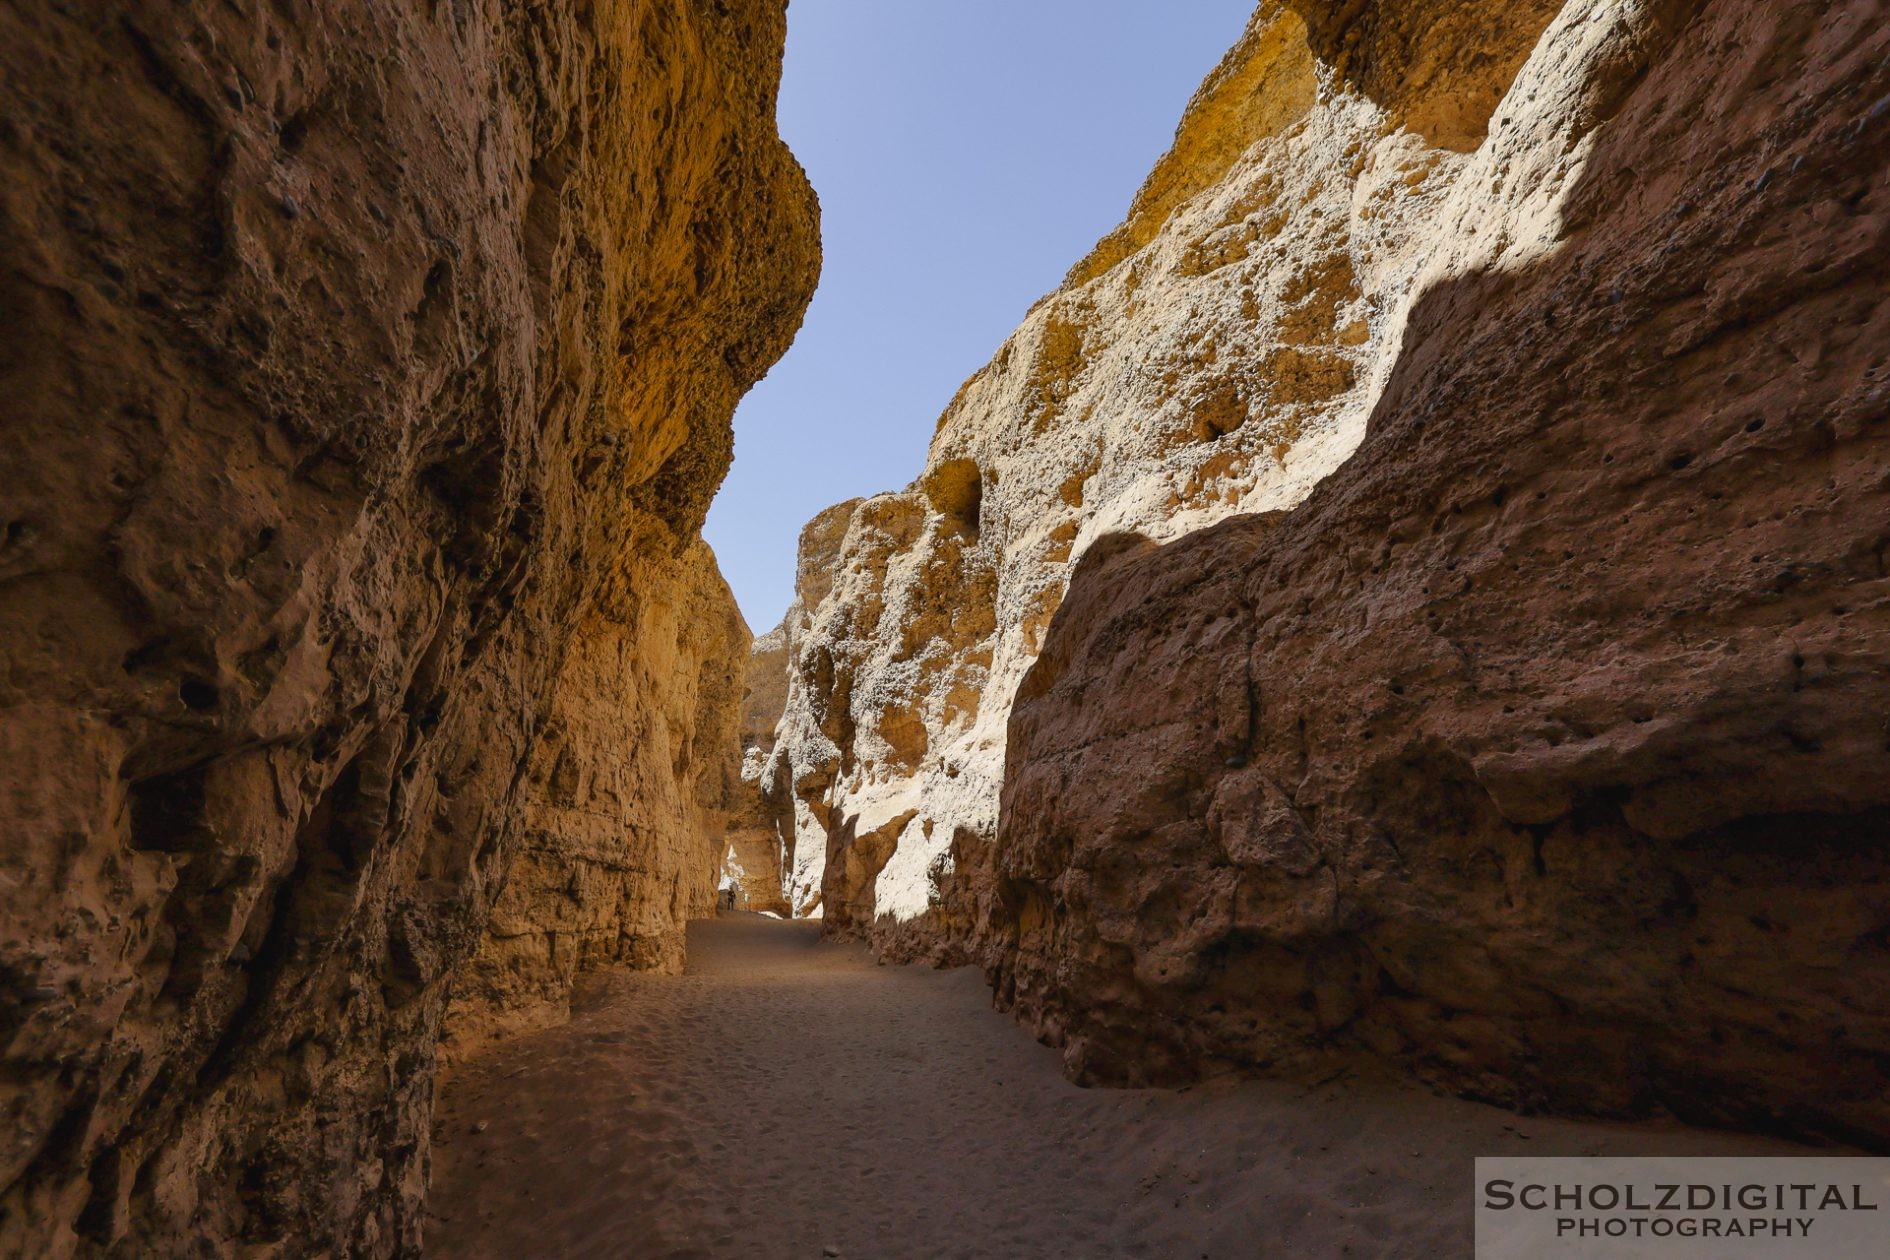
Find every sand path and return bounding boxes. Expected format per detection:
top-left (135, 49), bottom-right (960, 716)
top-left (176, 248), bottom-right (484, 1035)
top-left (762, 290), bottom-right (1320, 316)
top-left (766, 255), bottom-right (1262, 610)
top-left (426, 914), bottom-right (1801, 1258)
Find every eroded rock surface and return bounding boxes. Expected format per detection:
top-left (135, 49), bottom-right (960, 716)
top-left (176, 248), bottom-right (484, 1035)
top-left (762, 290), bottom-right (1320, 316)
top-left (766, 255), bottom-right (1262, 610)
top-left (776, 0), bottom-right (1573, 952)
top-left (780, 0), bottom-right (1890, 1143)
top-left (987, 0), bottom-right (1890, 1144)
top-left (0, 0), bottom-right (815, 1253)
top-left (752, 500), bottom-right (863, 919)
top-left (448, 541), bottom-right (752, 1040)
top-left (717, 614), bottom-right (794, 916)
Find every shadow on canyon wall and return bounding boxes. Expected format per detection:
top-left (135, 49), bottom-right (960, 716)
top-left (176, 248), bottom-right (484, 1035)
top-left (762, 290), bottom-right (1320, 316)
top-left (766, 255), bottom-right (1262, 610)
top-left (983, 0), bottom-right (1890, 1148)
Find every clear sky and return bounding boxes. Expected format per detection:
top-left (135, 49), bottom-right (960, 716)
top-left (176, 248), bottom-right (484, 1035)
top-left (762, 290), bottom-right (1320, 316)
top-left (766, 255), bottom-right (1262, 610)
top-left (703, 0), bottom-right (1256, 631)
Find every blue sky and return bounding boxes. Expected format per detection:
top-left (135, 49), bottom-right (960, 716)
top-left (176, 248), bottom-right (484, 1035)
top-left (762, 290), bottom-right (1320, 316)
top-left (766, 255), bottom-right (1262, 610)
top-left (703, 0), bottom-right (1256, 630)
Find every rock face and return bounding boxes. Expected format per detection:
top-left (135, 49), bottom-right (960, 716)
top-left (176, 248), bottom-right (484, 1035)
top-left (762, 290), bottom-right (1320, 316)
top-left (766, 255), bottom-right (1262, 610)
top-left (780, 0), bottom-right (1890, 1144)
top-left (755, 500), bottom-right (864, 919)
top-left (0, 0), bottom-right (815, 1253)
top-left (718, 615), bottom-right (794, 916)
top-left (775, 0), bottom-right (1572, 952)
top-left (448, 542), bottom-right (752, 1038)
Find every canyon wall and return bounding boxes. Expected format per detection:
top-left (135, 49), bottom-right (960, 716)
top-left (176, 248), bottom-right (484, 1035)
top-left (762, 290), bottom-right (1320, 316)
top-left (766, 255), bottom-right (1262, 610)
top-left (718, 613), bottom-right (793, 916)
top-left (760, 500), bottom-right (863, 919)
top-left (774, 0), bottom-right (1569, 951)
top-left (448, 541), bottom-right (752, 1038)
top-left (988, 0), bottom-right (1890, 1144)
top-left (780, 0), bottom-right (1890, 1143)
top-left (0, 0), bottom-right (816, 1254)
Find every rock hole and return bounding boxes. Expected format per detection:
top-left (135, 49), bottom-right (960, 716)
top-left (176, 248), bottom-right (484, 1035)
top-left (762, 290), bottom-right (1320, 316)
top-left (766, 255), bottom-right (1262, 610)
top-left (129, 765), bottom-right (214, 854)
top-left (924, 458), bottom-right (984, 539)
top-left (178, 677), bottom-right (220, 712)
top-left (1190, 382), bottom-right (1249, 442)
top-left (411, 258), bottom-right (453, 342)
top-left (277, 109), bottom-right (310, 153)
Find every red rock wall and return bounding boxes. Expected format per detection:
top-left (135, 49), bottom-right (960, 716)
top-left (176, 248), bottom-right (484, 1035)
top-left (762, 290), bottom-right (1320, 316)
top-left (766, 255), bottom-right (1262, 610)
top-left (0, 0), bottom-right (815, 1253)
top-left (983, 0), bottom-right (1890, 1146)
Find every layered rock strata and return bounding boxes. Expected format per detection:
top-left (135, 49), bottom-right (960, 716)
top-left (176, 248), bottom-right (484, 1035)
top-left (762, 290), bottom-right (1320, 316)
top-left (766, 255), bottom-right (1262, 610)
top-left (781, 0), bottom-right (1890, 1144)
top-left (0, 0), bottom-right (815, 1253)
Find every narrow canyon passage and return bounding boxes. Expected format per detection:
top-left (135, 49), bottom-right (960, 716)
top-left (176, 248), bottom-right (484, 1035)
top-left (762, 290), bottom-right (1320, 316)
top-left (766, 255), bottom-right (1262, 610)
top-left (4, 0), bottom-right (1885, 1250)
top-left (426, 916), bottom-right (1805, 1259)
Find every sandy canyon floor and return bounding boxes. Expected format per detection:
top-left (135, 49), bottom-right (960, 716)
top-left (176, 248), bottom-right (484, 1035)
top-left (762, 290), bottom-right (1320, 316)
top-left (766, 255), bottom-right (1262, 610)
top-left (427, 916), bottom-right (1810, 1258)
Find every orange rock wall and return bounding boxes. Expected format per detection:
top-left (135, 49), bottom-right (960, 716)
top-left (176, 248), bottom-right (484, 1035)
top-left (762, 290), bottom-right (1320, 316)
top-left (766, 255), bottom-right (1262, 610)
top-left (0, 0), bottom-right (816, 1252)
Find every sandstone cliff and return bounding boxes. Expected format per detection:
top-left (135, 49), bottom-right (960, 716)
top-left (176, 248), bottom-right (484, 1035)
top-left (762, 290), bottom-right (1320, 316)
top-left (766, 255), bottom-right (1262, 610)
top-left (751, 500), bottom-right (862, 919)
top-left (448, 541), bottom-right (752, 1038)
top-left (0, 0), bottom-right (816, 1253)
top-left (776, 0), bottom-right (1572, 950)
top-left (778, 0), bottom-right (1890, 1144)
top-left (717, 614), bottom-right (794, 916)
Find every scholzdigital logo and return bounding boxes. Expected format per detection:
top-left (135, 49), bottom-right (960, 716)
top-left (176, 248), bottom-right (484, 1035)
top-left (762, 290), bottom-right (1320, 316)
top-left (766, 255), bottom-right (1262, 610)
top-left (1475, 1158), bottom-right (1890, 1258)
